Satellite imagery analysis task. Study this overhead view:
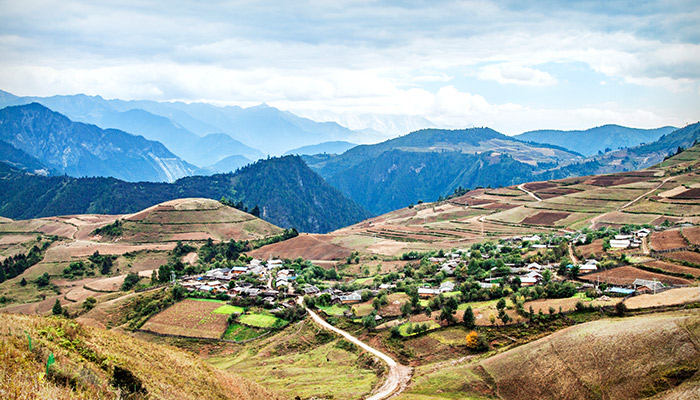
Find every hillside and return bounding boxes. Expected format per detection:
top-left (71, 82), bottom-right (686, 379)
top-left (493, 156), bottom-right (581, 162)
top-left (516, 124), bottom-right (677, 156)
top-left (399, 310), bottom-right (700, 399)
top-left (0, 155), bottom-right (371, 233)
top-left (0, 104), bottom-right (196, 182)
top-left (0, 313), bottom-right (282, 400)
top-left (590, 121), bottom-right (700, 174)
top-left (303, 128), bottom-right (584, 214)
top-left (321, 142), bottom-right (700, 258)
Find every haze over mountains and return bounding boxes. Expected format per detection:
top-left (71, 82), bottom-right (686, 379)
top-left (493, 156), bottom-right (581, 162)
top-left (516, 125), bottom-right (678, 156)
top-left (0, 89), bottom-right (698, 231)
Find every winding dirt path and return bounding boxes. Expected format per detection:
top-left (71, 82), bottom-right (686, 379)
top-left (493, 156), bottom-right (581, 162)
top-left (298, 297), bottom-right (412, 399)
top-left (518, 183), bottom-right (542, 202)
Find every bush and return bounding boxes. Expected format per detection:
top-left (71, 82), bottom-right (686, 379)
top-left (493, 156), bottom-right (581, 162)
top-left (121, 272), bottom-right (140, 291)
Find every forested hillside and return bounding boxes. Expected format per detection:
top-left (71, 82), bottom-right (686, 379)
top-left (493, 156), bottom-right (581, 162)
top-left (0, 156), bottom-right (371, 233)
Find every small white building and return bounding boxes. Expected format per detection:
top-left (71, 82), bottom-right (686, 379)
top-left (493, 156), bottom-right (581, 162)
top-left (610, 239), bottom-right (631, 248)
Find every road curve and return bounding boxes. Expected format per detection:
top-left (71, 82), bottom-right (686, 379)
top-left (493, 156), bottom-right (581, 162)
top-left (517, 183), bottom-right (542, 202)
top-left (298, 297), bottom-right (412, 400)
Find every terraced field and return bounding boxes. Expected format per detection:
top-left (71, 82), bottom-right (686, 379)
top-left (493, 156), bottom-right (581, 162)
top-left (141, 298), bottom-right (233, 339)
top-left (650, 229), bottom-right (688, 251)
top-left (580, 266), bottom-right (693, 286)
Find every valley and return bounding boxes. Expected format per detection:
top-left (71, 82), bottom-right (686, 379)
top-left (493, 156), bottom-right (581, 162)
top-left (1, 143), bottom-right (699, 399)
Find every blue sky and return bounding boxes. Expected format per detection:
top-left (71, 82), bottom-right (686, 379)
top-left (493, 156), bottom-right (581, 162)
top-left (0, 0), bottom-right (698, 135)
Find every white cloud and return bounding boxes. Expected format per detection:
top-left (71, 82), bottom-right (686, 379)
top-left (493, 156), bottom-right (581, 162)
top-left (477, 63), bottom-right (558, 86)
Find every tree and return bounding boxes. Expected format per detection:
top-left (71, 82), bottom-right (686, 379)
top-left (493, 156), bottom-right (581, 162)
top-left (424, 305), bottom-right (432, 317)
top-left (439, 305), bottom-right (456, 325)
top-left (20, 277), bottom-right (27, 286)
top-left (496, 298), bottom-right (506, 312)
top-left (615, 301), bottom-right (627, 317)
top-left (463, 306), bottom-right (475, 329)
top-left (500, 312), bottom-right (511, 325)
top-left (542, 269), bottom-right (552, 284)
top-left (362, 313), bottom-right (377, 329)
top-left (489, 313), bottom-right (496, 326)
top-left (121, 272), bottom-right (140, 291)
top-left (465, 331), bottom-right (479, 348)
top-left (82, 297), bottom-right (97, 311)
top-left (35, 272), bottom-right (50, 287)
top-left (250, 205), bottom-right (261, 217)
top-left (568, 265), bottom-right (581, 279)
top-left (400, 301), bottom-right (412, 318)
top-left (52, 299), bottom-right (63, 315)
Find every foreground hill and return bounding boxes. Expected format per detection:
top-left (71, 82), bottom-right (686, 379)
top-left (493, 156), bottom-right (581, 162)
top-left (0, 313), bottom-right (282, 400)
top-left (0, 155), bottom-right (371, 233)
top-left (0, 103), bottom-right (196, 182)
top-left (400, 309), bottom-right (700, 399)
top-left (304, 127), bottom-right (584, 214)
top-left (516, 124), bottom-right (677, 156)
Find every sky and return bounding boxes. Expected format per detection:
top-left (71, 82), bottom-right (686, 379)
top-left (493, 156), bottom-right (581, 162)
top-left (0, 0), bottom-right (699, 135)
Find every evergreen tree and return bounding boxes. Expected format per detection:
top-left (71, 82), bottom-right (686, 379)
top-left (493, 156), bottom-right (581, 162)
top-left (52, 299), bottom-right (63, 315)
top-left (463, 306), bottom-right (475, 329)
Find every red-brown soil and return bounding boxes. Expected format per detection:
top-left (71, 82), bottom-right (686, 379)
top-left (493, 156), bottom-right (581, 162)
top-left (664, 251), bottom-right (700, 265)
top-left (580, 266), bottom-right (692, 286)
top-left (650, 229), bottom-right (688, 251)
top-left (247, 233), bottom-right (353, 261)
top-left (521, 211), bottom-right (570, 226)
top-left (682, 226), bottom-right (700, 246)
top-left (644, 260), bottom-right (700, 277)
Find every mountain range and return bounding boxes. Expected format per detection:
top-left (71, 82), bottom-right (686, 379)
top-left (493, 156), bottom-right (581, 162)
top-left (0, 103), bottom-right (196, 182)
top-left (284, 141), bottom-right (357, 156)
top-left (0, 155), bottom-right (371, 233)
top-left (303, 124), bottom-right (700, 214)
top-left (0, 90), bottom-right (362, 158)
top-left (515, 124), bottom-right (678, 156)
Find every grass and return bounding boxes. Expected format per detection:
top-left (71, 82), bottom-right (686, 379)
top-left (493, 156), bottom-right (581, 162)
top-left (317, 304), bottom-right (349, 316)
top-left (353, 277), bottom-right (374, 286)
top-left (398, 320), bottom-right (441, 337)
top-left (189, 298), bottom-right (225, 303)
top-left (214, 305), bottom-right (245, 314)
top-left (0, 313), bottom-right (281, 400)
top-left (239, 313), bottom-right (288, 329)
top-left (223, 323), bottom-right (266, 341)
top-left (207, 319), bottom-right (380, 400)
top-left (352, 302), bottom-right (375, 317)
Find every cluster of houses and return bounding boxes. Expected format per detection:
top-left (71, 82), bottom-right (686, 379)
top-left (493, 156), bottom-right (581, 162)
top-left (178, 258), bottom-right (286, 302)
top-left (302, 284), bottom-right (364, 305)
top-left (609, 229), bottom-right (650, 249)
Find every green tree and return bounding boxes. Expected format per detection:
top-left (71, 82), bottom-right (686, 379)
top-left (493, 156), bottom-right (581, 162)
top-left (20, 277), bottom-right (27, 286)
top-left (121, 272), bottom-right (141, 291)
top-left (52, 299), bottom-right (63, 315)
top-left (463, 306), bottom-right (475, 329)
top-left (496, 298), bottom-right (506, 312)
top-left (400, 301), bottom-right (412, 318)
top-left (82, 297), bottom-right (97, 311)
top-left (35, 272), bottom-right (50, 287)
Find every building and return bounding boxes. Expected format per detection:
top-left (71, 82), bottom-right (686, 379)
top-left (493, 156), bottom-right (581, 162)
top-left (610, 239), bottom-right (631, 248)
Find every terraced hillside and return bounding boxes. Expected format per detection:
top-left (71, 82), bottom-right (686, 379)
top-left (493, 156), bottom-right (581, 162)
top-left (0, 313), bottom-right (282, 400)
top-left (399, 309), bottom-right (700, 400)
top-left (276, 143), bottom-right (699, 258)
top-left (0, 198), bottom-right (283, 312)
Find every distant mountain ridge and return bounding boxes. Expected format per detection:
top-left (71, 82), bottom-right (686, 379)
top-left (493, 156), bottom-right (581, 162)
top-left (284, 141), bottom-right (357, 156)
top-left (0, 90), bottom-right (358, 157)
top-left (0, 155), bottom-right (371, 233)
top-left (303, 127), bottom-right (584, 214)
top-left (0, 103), bottom-right (196, 182)
top-left (516, 124), bottom-right (677, 156)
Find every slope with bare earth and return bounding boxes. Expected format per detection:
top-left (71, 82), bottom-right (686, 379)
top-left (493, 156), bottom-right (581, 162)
top-left (0, 313), bottom-right (282, 400)
top-left (399, 309), bottom-right (700, 400)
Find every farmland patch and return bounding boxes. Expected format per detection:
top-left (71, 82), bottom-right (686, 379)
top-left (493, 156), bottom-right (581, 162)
top-left (141, 298), bottom-right (230, 339)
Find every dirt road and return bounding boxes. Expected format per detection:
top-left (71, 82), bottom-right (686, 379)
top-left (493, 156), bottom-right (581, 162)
top-left (298, 297), bottom-right (412, 400)
top-left (518, 183), bottom-right (542, 202)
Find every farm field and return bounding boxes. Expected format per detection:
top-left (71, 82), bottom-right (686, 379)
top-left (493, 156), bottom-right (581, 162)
top-left (624, 287), bottom-right (700, 309)
top-left (664, 251), bottom-right (700, 266)
top-left (223, 323), bottom-right (267, 341)
top-left (683, 226), bottom-right (700, 246)
top-left (580, 266), bottom-right (693, 286)
top-left (317, 304), bottom-right (349, 316)
top-left (141, 298), bottom-right (231, 339)
top-left (650, 229), bottom-right (688, 251)
top-left (238, 313), bottom-right (288, 329)
top-left (643, 260), bottom-right (700, 278)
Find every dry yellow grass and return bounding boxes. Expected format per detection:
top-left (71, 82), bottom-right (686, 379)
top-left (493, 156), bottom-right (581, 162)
top-left (0, 313), bottom-right (282, 400)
